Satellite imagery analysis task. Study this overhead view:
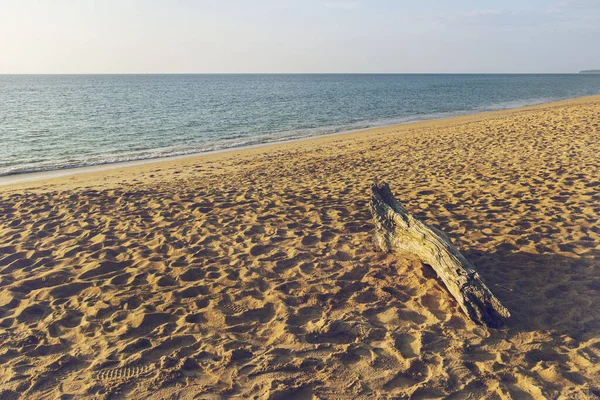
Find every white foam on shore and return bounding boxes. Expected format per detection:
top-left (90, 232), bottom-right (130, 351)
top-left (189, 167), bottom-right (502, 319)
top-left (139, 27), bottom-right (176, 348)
top-left (0, 95), bottom-right (571, 186)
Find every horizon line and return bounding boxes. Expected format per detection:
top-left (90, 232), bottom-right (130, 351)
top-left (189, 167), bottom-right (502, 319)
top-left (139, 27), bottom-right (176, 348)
top-left (0, 72), bottom-right (588, 76)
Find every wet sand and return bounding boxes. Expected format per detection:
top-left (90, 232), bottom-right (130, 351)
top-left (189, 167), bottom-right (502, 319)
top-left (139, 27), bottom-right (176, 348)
top-left (1, 95), bottom-right (599, 399)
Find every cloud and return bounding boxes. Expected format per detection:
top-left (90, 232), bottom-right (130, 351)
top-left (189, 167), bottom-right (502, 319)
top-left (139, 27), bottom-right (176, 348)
top-left (435, 3), bottom-right (599, 32)
top-left (457, 9), bottom-right (503, 18)
top-left (323, 1), bottom-right (359, 9)
top-left (546, 0), bottom-right (600, 13)
top-left (436, 9), bottom-right (509, 23)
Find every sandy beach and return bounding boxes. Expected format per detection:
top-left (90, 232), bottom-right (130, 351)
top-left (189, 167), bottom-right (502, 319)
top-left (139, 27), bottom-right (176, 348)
top-left (1, 95), bottom-right (599, 399)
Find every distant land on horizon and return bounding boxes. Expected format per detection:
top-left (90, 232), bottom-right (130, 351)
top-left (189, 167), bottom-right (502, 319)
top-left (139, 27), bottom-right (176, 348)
top-left (580, 70), bottom-right (600, 74)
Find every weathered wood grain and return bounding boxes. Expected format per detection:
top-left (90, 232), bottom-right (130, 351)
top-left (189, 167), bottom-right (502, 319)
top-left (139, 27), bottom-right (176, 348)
top-left (370, 181), bottom-right (510, 328)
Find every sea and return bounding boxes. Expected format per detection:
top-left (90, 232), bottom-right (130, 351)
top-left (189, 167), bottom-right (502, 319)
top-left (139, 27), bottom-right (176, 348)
top-left (2, 74), bottom-right (600, 177)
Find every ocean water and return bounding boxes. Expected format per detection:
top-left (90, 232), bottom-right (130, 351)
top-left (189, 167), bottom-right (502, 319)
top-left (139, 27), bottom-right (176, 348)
top-left (2, 74), bottom-right (600, 177)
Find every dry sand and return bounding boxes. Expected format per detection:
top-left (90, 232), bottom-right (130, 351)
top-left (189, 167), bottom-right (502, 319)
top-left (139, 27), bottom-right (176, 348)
top-left (1, 96), bottom-right (599, 399)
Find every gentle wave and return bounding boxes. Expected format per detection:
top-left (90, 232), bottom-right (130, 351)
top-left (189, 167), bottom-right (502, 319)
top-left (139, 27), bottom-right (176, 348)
top-left (0, 95), bottom-right (562, 177)
top-left (3, 74), bottom-right (600, 179)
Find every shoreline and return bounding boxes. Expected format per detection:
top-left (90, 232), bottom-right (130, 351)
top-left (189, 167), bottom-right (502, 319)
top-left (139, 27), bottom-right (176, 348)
top-left (0, 96), bottom-right (557, 183)
top-left (0, 105), bottom-right (534, 182)
top-left (2, 93), bottom-right (599, 190)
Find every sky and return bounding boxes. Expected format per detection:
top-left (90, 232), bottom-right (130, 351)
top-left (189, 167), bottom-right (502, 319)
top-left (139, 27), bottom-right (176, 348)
top-left (0, 0), bottom-right (598, 74)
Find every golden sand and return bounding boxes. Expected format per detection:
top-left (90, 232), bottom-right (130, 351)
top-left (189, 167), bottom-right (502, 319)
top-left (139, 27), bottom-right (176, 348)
top-left (1, 96), bottom-right (599, 399)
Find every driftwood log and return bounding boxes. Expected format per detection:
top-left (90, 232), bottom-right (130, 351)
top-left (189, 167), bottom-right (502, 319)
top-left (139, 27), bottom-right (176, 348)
top-left (370, 181), bottom-right (510, 328)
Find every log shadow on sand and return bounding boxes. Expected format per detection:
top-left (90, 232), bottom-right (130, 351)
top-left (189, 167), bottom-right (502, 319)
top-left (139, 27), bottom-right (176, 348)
top-left (464, 249), bottom-right (600, 339)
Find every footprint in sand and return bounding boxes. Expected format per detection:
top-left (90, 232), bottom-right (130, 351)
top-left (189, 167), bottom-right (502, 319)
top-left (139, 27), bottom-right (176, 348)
top-left (394, 332), bottom-right (421, 359)
top-left (16, 304), bottom-right (51, 323)
top-left (178, 267), bottom-right (205, 281)
top-left (301, 235), bottom-right (319, 246)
